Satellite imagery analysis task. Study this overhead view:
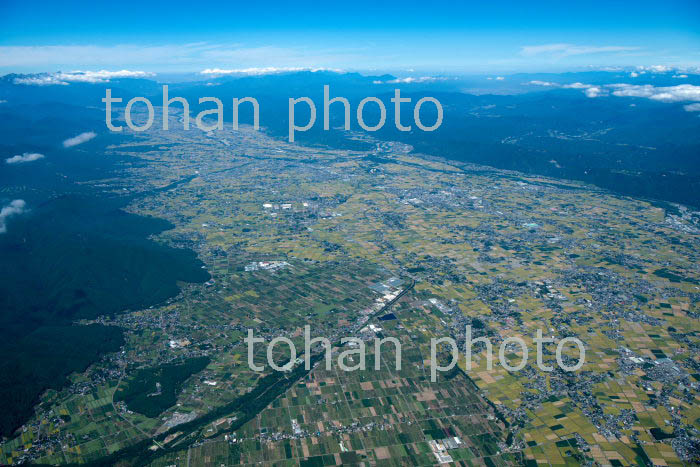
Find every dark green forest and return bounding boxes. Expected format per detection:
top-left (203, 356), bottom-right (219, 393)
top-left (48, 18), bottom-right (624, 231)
top-left (114, 357), bottom-right (211, 418)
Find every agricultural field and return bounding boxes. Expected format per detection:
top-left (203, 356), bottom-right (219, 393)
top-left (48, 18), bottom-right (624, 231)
top-left (2, 118), bottom-right (699, 465)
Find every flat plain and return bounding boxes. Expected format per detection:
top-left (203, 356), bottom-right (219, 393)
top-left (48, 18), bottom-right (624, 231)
top-left (2, 116), bottom-right (699, 466)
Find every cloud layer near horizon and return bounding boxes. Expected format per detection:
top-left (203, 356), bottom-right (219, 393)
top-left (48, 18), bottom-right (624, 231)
top-left (14, 70), bottom-right (154, 85)
top-left (1, 40), bottom-right (697, 75)
top-left (528, 80), bottom-right (700, 106)
top-left (609, 84), bottom-right (700, 102)
top-left (200, 67), bottom-right (342, 76)
top-left (0, 43), bottom-right (365, 74)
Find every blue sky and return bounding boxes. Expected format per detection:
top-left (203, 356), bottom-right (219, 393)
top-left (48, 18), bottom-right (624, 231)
top-left (1, 0), bottom-right (699, 74)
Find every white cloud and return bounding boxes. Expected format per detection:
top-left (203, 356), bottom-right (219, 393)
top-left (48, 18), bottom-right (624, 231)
top-left (609, 84), bottom-right (700, 102)
top-left (562, 82), bottom-right (590, 89)
top-left (520, 43), bottom-right (638, 57)
top-left (200, 66), bottom-right (342, 76)
top-left (63, 131), bottom-right (96, 148)
top-left (629, 72), bottom-right (639, 78)
top-left (5, 152), bottom-right (44, 164)
top-left (526, 80), bottom-right (700, 102)
top-left (0, 199), bottom-right (26, 234)
top-left (14, 74), bottom-right (69, 86)
top-left (584, 87), bottom-right (605, 98)
top-left (201, 67), bottom-right (303, 75)
top-left (495, 76), bottom-right (505, 81)
top-left (372, 76), bottom-right (451, 84)
top-left (62, 70), bottom-right (154, 83)
top-left (683, 103), bottom-right (700, 112)
top-left (633, 65), bottom-right (700, 75)
top-left (528, 80), bottom-right (608, 97)
top-left (13, 70), bottom-right (155, 86)
top-left (0, 99), bottom-right (7, 104)
top-left (636, 65), bottom-right (673, 73)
